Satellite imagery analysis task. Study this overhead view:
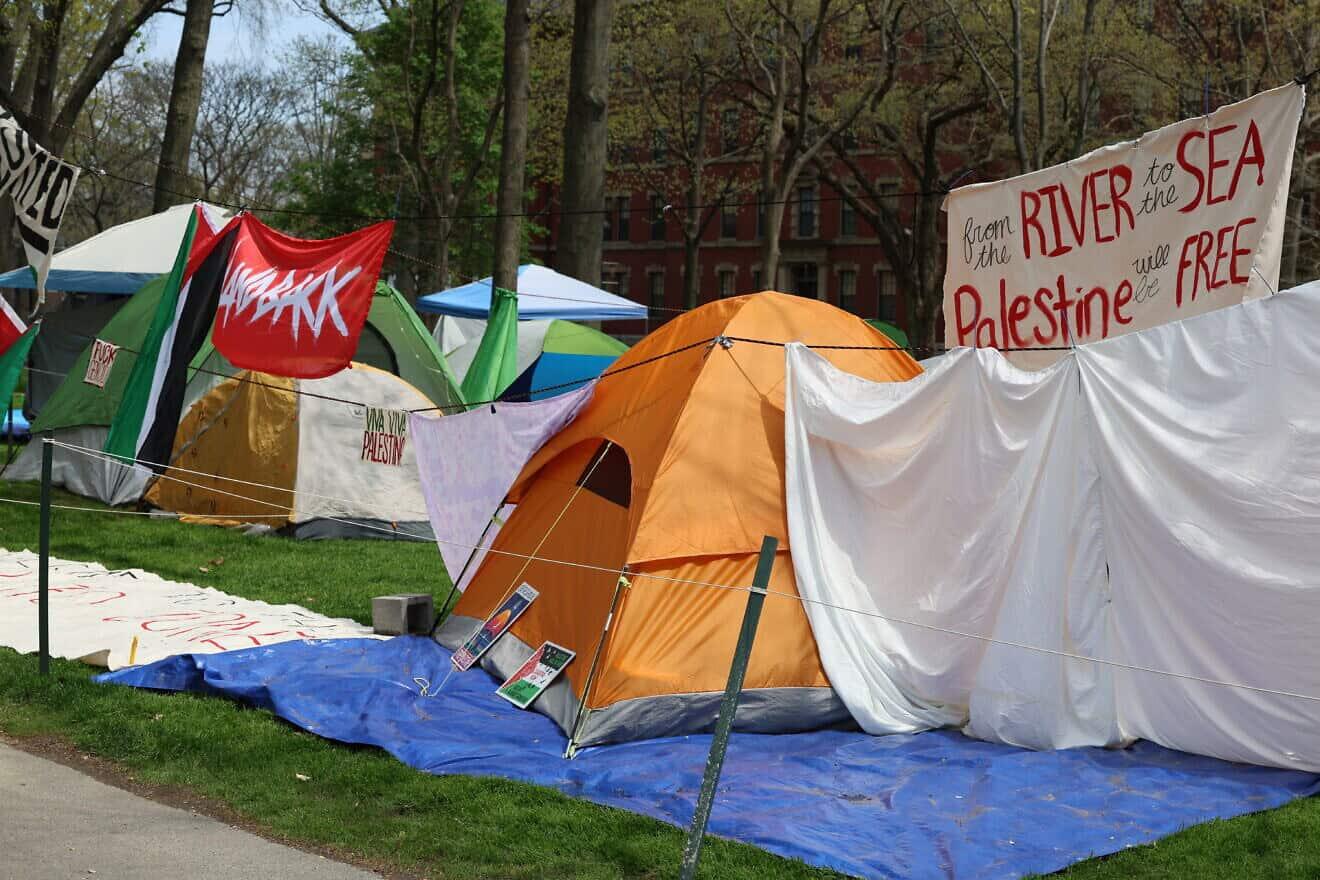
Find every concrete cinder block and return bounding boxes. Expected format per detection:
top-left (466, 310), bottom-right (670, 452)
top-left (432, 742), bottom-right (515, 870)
top-left (371, 593), bottom-right (435, 635)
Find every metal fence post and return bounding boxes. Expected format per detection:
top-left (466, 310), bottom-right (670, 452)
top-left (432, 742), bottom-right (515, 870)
top-left (38, 436), bottom-right (52, 676)
top-left (679, 534), bottom-right (777, 880)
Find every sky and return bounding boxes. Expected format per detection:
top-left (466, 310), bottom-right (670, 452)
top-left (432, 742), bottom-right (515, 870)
top-left (145, 3), bottom-right (347, 64)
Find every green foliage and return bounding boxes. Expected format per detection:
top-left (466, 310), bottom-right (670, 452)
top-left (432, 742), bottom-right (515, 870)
top-left (278, 1), bottom-right (505, 294)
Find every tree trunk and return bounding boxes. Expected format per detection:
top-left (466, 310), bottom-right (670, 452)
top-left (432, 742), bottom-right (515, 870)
top-left (1008, 0), bottom-right (1028, 173)
top-left (1071, 0), bottom-right (1099, 156)
top-left (760, 192), bottom-right (784, 289)
top-left (493, 0), bottom-right (530, 291)
top-left (1282, 189), bottom-right (1303, 288)
top-left (153, 0), bottom-right (214, 212)
top-left (681, 100), bottom-right (708, 309)
top-left (29, 1), bottom-right (68, 145)
top-left (555, 0), bottom-right (614, 285)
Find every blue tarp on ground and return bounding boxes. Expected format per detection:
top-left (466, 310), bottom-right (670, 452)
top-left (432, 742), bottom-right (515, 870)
top-left (98, 637), bottom-right (1320, 880)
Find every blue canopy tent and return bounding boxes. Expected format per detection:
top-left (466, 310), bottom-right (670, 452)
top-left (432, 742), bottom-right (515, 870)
top-left (0, 202), bottom-right (230, 295)
top-left (415, 265), bottom-right (647, 321)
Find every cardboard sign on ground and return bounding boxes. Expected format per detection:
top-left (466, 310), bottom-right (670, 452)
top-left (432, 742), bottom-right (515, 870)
top-left (451, 582), bottom-right (538, 671)
top-left (496, 641), bottom-right (575, 709)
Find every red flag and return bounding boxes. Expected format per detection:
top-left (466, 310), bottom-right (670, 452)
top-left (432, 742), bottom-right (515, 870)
top-left (0, 291), bottom-right (26, 354)
top-left (211, 215), bottom-right (394, 378)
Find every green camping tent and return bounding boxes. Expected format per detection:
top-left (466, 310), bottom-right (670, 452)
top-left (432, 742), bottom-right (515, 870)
top-left (5, 279), bottom-right (463, 504)
top-left (865, 319), bottom-right (910, 349)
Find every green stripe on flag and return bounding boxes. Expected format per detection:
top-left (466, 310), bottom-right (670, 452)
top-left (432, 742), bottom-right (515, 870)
top-left (104, 208), bottom-right (199, 460)
top-left (0, 324), bottom-right (39, 432)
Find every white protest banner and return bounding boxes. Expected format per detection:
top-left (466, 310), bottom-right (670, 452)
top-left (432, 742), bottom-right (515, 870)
top-left (0, 105), bottom-right (80, 297)
top-left (83, 338), bottom-right (119, 388)
top-left (943, 82), bottom-right (1304, 366)
top-left (0, 549), bottom-right (378, 669)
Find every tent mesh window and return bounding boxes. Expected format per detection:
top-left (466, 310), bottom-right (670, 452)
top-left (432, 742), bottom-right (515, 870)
top-left (577, 441), bottom-right (631, 508)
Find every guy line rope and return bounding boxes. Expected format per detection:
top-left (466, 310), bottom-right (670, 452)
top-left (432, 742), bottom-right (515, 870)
top-left (7, 439), bottom-right (1320, 707)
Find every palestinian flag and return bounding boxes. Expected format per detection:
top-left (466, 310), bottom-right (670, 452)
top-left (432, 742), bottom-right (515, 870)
top-left (104, 204), bottom-right (236, 469)
top-left (0, 293), bottom-right (34, 435)
top-left (0, 292), bottom-right (25, 353)
top-left (0, 320), bottom-right (36, 436)
top-left (104, 208), bottom-right (395, 470)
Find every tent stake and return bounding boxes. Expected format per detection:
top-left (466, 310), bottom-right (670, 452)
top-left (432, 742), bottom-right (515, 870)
top-left (38, 436), bottom-right (52, 676)
top-left (564, 567), bottom-right (629, 759)
top-left (679, 535), bottom-right (776, 880)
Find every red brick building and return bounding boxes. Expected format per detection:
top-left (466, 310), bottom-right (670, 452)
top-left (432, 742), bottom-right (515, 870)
top-left (531, 159), bottom-right (911, 334)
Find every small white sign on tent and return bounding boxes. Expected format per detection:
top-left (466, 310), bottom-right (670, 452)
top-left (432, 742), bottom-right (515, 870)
top-left (943, 82), bottom-right (1305, 367)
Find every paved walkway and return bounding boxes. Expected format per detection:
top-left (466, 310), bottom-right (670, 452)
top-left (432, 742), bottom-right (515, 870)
top-left (0, 742), bottom-right (379, 880)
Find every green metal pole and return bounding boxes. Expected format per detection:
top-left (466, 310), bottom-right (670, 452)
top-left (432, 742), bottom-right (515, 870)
top-left (38, 436), bottom-right (52, 676)
top-left (679, 535), bottom-right (777, 880)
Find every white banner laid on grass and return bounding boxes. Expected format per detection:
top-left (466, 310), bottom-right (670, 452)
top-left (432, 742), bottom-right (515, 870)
top-left (943, 82), bottom-right (1304, 367)
top-left (0, 549), bottom-right (377, 669)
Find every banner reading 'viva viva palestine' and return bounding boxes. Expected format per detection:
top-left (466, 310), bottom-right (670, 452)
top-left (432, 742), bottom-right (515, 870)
top-left (943, 82), bottom-right (1304, 366)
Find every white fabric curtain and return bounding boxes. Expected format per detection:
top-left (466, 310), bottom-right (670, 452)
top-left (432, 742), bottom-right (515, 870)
top-left (785, 282), bottom-right (1320, 770)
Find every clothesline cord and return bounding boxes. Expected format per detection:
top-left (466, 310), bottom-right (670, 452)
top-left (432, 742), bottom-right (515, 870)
top-left (18, 439), bottom-right (1320, 707)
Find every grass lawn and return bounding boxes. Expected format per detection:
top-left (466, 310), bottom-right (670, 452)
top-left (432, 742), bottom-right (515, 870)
top-left (1, 477), bottom-right (1318, 878)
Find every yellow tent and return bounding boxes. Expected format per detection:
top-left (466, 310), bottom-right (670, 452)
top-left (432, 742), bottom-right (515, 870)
top-left (147, 363), bottom-right (434, 540)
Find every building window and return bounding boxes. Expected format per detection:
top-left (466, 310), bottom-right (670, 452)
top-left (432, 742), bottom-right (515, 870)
top-left (649, 194), bottom-right (666, 240)
top-left (923, 18), bottom-right (947, 57)
top-left (648, 271), bottom-right (665, 311)
top-left (614, 196), bottom-right (630, 241)
top-left (840, 197), bottom-right (857, 237)
top-left (601, 267), bottom-right (630, 298)
top-left (652, 129), bottom-right (668, 162)
top-left (876, 179), bottom-right (900, 201)
top-left (877, 269), bottom-right (898, 320)
top-left (720, 201), bottom-right (737, 239)
top-left (752, 267), bottom-right (762, 290)
top-left (722, 108), bottom-right (739, 153)
top-left (797, 185), bottom-right (817, 238)
top-left (839, 269), bottom-right (857, 311)
top-left (756, 191), bottom-right (767, 238)
top-left (718, 268), bottom-right (735, 298)
top-left (604, 195), bottom-right (629, 242)
top-left (791, 262), bottom-right (818, 299)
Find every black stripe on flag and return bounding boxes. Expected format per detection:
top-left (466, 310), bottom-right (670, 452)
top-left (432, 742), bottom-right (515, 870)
top-left (138, 225), bottom-right (240, 471)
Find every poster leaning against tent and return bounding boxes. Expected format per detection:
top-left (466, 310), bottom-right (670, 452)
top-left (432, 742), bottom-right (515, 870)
top-left (943, 81), bottom-right (1305, 367)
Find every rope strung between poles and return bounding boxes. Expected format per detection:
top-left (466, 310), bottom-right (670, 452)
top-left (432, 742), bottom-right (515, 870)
top-left (29, 441), bottom-right (1320, 706)
top-left (48, 439), bottom-right (433, 518)
top-left (0, 496), bottom-right (289, 518)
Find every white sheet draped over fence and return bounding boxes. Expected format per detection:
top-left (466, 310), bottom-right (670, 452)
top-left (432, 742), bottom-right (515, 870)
top-left (785, 282), bottom-right (1320, 770)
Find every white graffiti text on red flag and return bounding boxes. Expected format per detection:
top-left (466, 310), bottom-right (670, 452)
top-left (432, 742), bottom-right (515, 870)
top-left (216, 262), bottom-right (363, 342)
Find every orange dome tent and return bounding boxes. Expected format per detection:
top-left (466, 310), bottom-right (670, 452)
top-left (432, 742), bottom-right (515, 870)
top-left (436, 292), bottom-right (921, 749)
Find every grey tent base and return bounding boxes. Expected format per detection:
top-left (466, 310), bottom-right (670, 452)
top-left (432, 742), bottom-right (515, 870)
top-left (288, 518), bottom-right (434, 542)
top-left (2, 426), bottom-right (149, 506)
top-left (435, 614), bottom-right (855, 749)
